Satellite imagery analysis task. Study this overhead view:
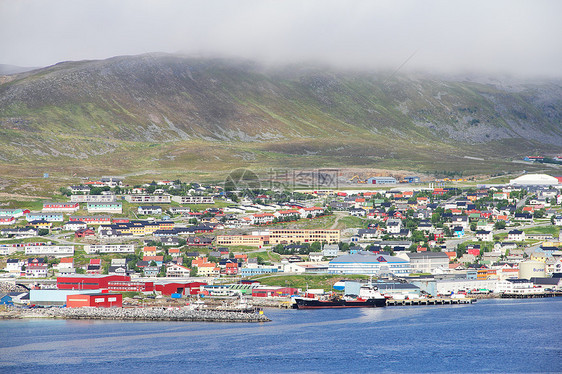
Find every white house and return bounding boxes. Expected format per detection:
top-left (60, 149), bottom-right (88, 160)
top-left (507, 230), bottom-right (526, 242)
top-left (166, 263), bottom-right (191, 277)
top-left (63, 221), bottom-right (88, 231)
top-left (137, 206), bottom-right (163, 215)
top-left (476, 230), bottom-right (493, 242)
top-left (4, 258), bottom-right (23, 273)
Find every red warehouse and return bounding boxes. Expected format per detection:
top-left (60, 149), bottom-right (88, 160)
top-left (66, 293), bottom-right (122, 308)
top-left (57, 275), bottom-right (130, 290)
top-left (155, 282), bottom-right (207, 296)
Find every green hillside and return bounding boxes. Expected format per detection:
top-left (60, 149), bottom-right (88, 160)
top-left (0, 53), bottom-right (560, 182)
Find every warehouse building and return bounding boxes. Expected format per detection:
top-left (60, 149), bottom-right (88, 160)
top-left (66, 293), bottom-right (122, 308)
top-left (328, 251), bottom-right (410, 276)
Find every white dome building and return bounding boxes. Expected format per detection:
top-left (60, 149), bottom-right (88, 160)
top-left (509, 174), bottom-right (560, 186)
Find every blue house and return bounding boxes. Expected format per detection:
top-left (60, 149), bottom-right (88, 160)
top-left (452, 226), bottom-right (465, 238)
top-left (0, 294), bottom-right (13, 306)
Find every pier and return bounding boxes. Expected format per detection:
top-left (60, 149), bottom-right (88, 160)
top-left (386, 298), bottom-right (476, 306)
top-left (499, 292), bottom-right (560, 299)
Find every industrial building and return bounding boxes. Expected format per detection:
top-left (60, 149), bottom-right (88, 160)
top-left (509, 174), bottom-right (560, 186)
top-left (366, 177), bottom-right (397, 185)
top-left (57, 275), bottom-right (131, 290)
top-left (397, 252), bottom-right (449, 274)
top-left (328, 252), bottom-right (410, 276)
top-left (66, 293), bottom-right (122, 308)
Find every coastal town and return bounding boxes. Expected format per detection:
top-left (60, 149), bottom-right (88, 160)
top-left (1, 172), bottom-right (561, 318)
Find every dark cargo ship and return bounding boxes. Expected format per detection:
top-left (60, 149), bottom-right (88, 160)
top-left (294, 283), bottom-right (386, 309)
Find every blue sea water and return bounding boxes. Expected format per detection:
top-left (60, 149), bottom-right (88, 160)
top-left (0, 298), bottom-right (560, 373)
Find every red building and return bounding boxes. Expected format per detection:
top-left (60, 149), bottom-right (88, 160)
top-left (107, 280), bottom-right (154, 292)
top-left (75, 228), bottom-right (95, 238)
top-left (155, 282), bottom-right (207, 296)
top-left (66, 293), bottom-right (122, 308)
top-left (0, 216), bottom-right (15, 225)
top-left (221, 262), bottom-right (239, 275)
top-left (57, 275), bottom-right (130, 290)
top-left (251, 287), bottom-right (298, 298)
top-left (112, 218), bottom-right (130, 223)
top-left (69, 216), bottom-right (111, 224)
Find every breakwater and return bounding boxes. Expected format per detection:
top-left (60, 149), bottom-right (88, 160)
top-left (0, 307), bottom-right (270, 323)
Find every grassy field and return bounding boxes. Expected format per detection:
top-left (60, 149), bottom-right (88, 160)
top-left (246, 250), bottom-right (281, 263)
top-left (250, 274), bottom-right (369, 290)
top-left (334, 215), bottom-right (368, 230)
top-left (524, 226), bottom-right (560, 237)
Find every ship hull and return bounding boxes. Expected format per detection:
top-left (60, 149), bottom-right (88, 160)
top-left (294, 297), bottom-right (386, 309)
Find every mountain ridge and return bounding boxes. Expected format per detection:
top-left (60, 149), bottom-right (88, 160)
top-left (0, 53), bottom-right (560, 174)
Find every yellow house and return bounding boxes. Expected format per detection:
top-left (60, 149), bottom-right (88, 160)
top-left (143, 246), bottom-right (158, 256)
top-left (196, 263), bottom-right (220, 277)
top-left (30, 220), bottom-right (52, 229)
top-left (530, 252), bottom-right (548, 263)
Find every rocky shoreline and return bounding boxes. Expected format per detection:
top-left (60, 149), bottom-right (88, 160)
top-left (0, 307), bottom-right (271, 323)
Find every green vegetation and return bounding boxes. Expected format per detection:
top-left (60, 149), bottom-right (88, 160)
top-left (250, 274), bottom-right (369, 290)
top-left (0, 55), bottom-right (560, 195)
top-left (524, 226), bottom-right (559, 237)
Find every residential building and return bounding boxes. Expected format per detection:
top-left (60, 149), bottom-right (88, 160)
top-left (84, 244), bottom-right (135, 254)
top-left (69, 215), bottom-right (112, 225)
top-left (125, 195), bottom-right (172, 204)
top-left (63, 221), bottom-right (88, 231)
top-left (70, 194), bottom-right (116, 203)
top-left (137, 206), bottom-right (163, 215)
top-left (166, 263), bottom-right (191, 277)
top-left (26, 258), bottom-right (48, 277)
top-left (172, 196), bottom-right (214, 204)
top-left (25, 245), bottom-right (75, 257)
top-left (476, 230), bottom-right (493, 242)
top-left (268, 229), bottom-right (340, 245)
top-left (216, 235), bottom-right (269, 247)
top-left (25, 213), bottom-right (63, 222)
top-left (507, 230), bottom-right (526, 241)
top-left (42, 202), bottom-right (79, 213)
top-left (87, 202), bottom-right (122, 214)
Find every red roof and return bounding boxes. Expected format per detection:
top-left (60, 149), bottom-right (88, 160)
top-left (143, 256), bottom-right (164, 262)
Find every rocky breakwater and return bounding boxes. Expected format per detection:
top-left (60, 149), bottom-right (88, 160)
top-left (5, 307), bottom-right (271, 323)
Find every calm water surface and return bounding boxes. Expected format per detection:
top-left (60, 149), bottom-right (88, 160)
top-left (0, 298), bottom-right (560, 373)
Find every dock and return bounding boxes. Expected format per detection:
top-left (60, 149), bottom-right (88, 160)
top-left (499, 292), bottom-right (560, 299)
top-left (386, 298), bottom-right (476, 306)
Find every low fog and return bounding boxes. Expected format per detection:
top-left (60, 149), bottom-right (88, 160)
top-left (1, 0), bottom-right (561, 78)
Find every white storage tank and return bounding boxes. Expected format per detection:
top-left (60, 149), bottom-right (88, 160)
top-left (518, 261), bottom-right (545, 279)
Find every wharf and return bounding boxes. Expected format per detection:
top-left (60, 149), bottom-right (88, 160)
top-left (386, 298), bottom-right (476, 306)
top-left (500, 292), bottom-right (560, 299)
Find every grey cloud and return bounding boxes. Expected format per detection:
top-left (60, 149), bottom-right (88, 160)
top-left (0, 0), bottom-right (561, 77)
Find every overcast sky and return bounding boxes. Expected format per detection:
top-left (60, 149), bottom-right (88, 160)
top-left (1, 0), bottom-right (561, 77)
